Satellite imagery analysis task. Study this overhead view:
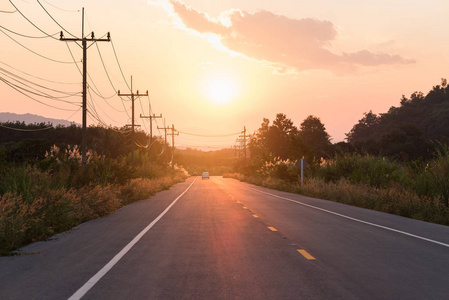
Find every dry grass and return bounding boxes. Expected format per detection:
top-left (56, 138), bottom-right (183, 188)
top-left (0, 171), bottom-right (187, 255)
top-left (225, 174), bottom-right (449, 226)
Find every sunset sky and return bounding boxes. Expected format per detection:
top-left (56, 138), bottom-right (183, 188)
top-left (1, 0), bottom-right (448, 150)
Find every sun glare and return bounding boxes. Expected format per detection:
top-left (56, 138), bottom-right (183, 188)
top-left (205, 78), bottom-right (237, 105)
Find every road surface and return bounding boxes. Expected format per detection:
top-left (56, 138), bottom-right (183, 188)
top-left (1, 176), bottom-right (449, 299)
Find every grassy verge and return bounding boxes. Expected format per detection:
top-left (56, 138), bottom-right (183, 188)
top-left (0, 166), bottom-right (187, 256)
top-left (223, 172), bottom-right (449, 226)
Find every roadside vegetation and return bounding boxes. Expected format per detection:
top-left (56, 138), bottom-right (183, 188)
top-left (226, 146), bottom-right (449, 225)
top-left (3, 78), bottom-right (449, 254)
top-left (0, 126), bottom-right (187, 255)
top-left (227, 79), bottom-right (449, 226)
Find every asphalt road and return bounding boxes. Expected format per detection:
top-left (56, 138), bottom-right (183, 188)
top-left (1, 176), bottom-right (449, 299)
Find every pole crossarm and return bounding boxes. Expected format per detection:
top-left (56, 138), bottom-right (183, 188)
top-left (59, 31), bottom-right (110, 42)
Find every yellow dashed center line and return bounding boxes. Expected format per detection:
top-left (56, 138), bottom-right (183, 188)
top-left (267, 226), bottom-right (278, 232)
top-left (252, 214), bottom-right (259, 218)
top-left (242, 206), bottom-right (248, 209)
top-left (297, 249), bottom-right (316, 260)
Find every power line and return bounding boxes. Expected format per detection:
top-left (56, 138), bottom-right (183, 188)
top-left (0, 60), bottom-right (80, 85)
top-left (0, 9), bottom-right (16, 13)
top-left (0, 76), bottom-right (79, 111)
top-left (42, 0), bottom-right (79, 13)
top-left (0, 66), bottom-right (81, 97)
top-left (0, 27), bottom-right (78, 64)
top-left (9, 0), bottom-right (61, 40)
top-left (0, 74), bottom-right (80, 104)
top-left (37, 0), bottom-right (78, 38)
top-left (111, 39), bottom-right (131, 92)
top-left (94, 42), bottom-right (129, 113)
top-left (0, 25), bottom-right (59, 39)
top-left (177, 130), bottom-right (242, 137)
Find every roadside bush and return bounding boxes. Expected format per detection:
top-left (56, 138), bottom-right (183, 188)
top-left (312, 153), bottom-right (406, 188)
top-left (257, 157), bottom-right (299, 182)
top-left (0, 193), bottom-right (42, 255)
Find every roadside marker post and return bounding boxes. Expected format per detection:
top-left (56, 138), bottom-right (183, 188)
top-left (295, 158), bottom-right (308, 183)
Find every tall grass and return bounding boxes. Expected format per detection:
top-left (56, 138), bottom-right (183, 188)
top-left (224, 145), bottom-right (449, 225)
top-left (0, 145), bottom-right (188, 255)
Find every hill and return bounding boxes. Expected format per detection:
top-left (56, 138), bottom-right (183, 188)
top-left (0, 112), bottom-right (79, 127)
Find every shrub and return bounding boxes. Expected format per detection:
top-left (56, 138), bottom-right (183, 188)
top-left (0, 193), bottom-right (43, 255)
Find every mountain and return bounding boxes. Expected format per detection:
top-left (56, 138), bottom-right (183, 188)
top-left (0, 112), bottom-right (79, 127)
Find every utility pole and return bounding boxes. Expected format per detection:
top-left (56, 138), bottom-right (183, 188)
top-left (140, 111), bottom-right (162, 165)
top-left (167, 124), bottom-right (179, 170)
top-left (60, 7), bottom-right (110, 165)
top-left (239, 126), bottom-right (248, 162)
top-left (118, 76), bottom-right (148, 166)
top-left (158, 118), bottom-right (168, 150)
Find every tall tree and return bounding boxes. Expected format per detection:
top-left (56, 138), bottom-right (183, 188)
top-left (249, 114), bottom-right (301, 161)
top-left (299, 115), bottom-right (331, 159)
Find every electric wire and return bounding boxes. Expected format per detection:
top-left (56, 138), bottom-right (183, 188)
top-left (110, 38), bottom-right (131, 92)
top-left (87, 88), bottom-right (121, 125)
top-left (177, 130), bottom-right (242, 137)
top-left (0, 74), bottom-right (80, 105)
top-left (0, 25), bottom-right (59, 39)
top-left (9, 0), bottom-right (61, 40)
top-left (0, 60), bottom-right (80, 85)
top-left (65, 40), bottom-right (118, 104)
top-left (42, 0), bottom-right (79, 13)
top-left (94, 42), bottom-right (128, 113)
top-left (0, 76), bottom-right (79, 111)
top-left (37, 0), bottom-right (78, 38)
top-left (0, 28), bottom-right (79, 64)
top-left (0, 9), bottom-right (17, 13)
top-left (0, 66), bottom-right (81, 97)
top-left (64, 105), bottom-right (82, 122)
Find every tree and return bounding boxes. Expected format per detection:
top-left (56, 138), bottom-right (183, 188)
top-left (267, 113), bottom-right (299, 160)
top-left (249, 114), bottom-right (302, 164)
top-left (299, 115), bottom-right (331, 159)
top-left (346, 111), bottom-right (380, 143)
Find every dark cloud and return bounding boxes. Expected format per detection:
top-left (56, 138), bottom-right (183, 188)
top-left (168, 0), bottom-right (414, 73)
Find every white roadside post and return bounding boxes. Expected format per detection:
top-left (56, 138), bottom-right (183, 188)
top-left (296, 158), bottom-right (309, 183)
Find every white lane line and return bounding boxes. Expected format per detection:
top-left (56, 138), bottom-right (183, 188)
top-left (68, 178), bottom-right (197, 300)
top-left (242, 185), bottom-right (449, 249)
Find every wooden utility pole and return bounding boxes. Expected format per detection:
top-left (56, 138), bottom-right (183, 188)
top-left (140, 111), bottom-right (162, 165)
top-left (167, 124), bottom-right (179, 170)
top-left (118, 76), bottom-right (148, 166)
top-left (60, 8), bottom-right (110, 164)
top-left (158, 118), bottom-right (168, 150)
top-left (238, 126), bottom-right (248, 162)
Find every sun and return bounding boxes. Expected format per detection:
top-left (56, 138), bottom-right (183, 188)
top-left (205, 77), bottom-right (237, 105)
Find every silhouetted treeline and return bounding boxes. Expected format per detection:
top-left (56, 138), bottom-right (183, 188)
top-left (0, 122), bottom-right (170, 164)
top-left (240, 113), bottom-right (331, 175)
top-left (175, 148), bottom-right (235, 175)
top-left (346, 78), bottom-right (449, 160)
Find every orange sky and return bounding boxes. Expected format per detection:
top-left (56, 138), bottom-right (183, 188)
top-left (1, 0), bottom-right (448, 149)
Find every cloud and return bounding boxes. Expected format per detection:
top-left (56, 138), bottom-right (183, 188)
top-left (155, 0), bottom-right (414, 74)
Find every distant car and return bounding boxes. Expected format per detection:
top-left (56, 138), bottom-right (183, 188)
top-left (202, 172), bottom-right (210, 179)
top-left (192, 172), bottom-right (198, 176)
